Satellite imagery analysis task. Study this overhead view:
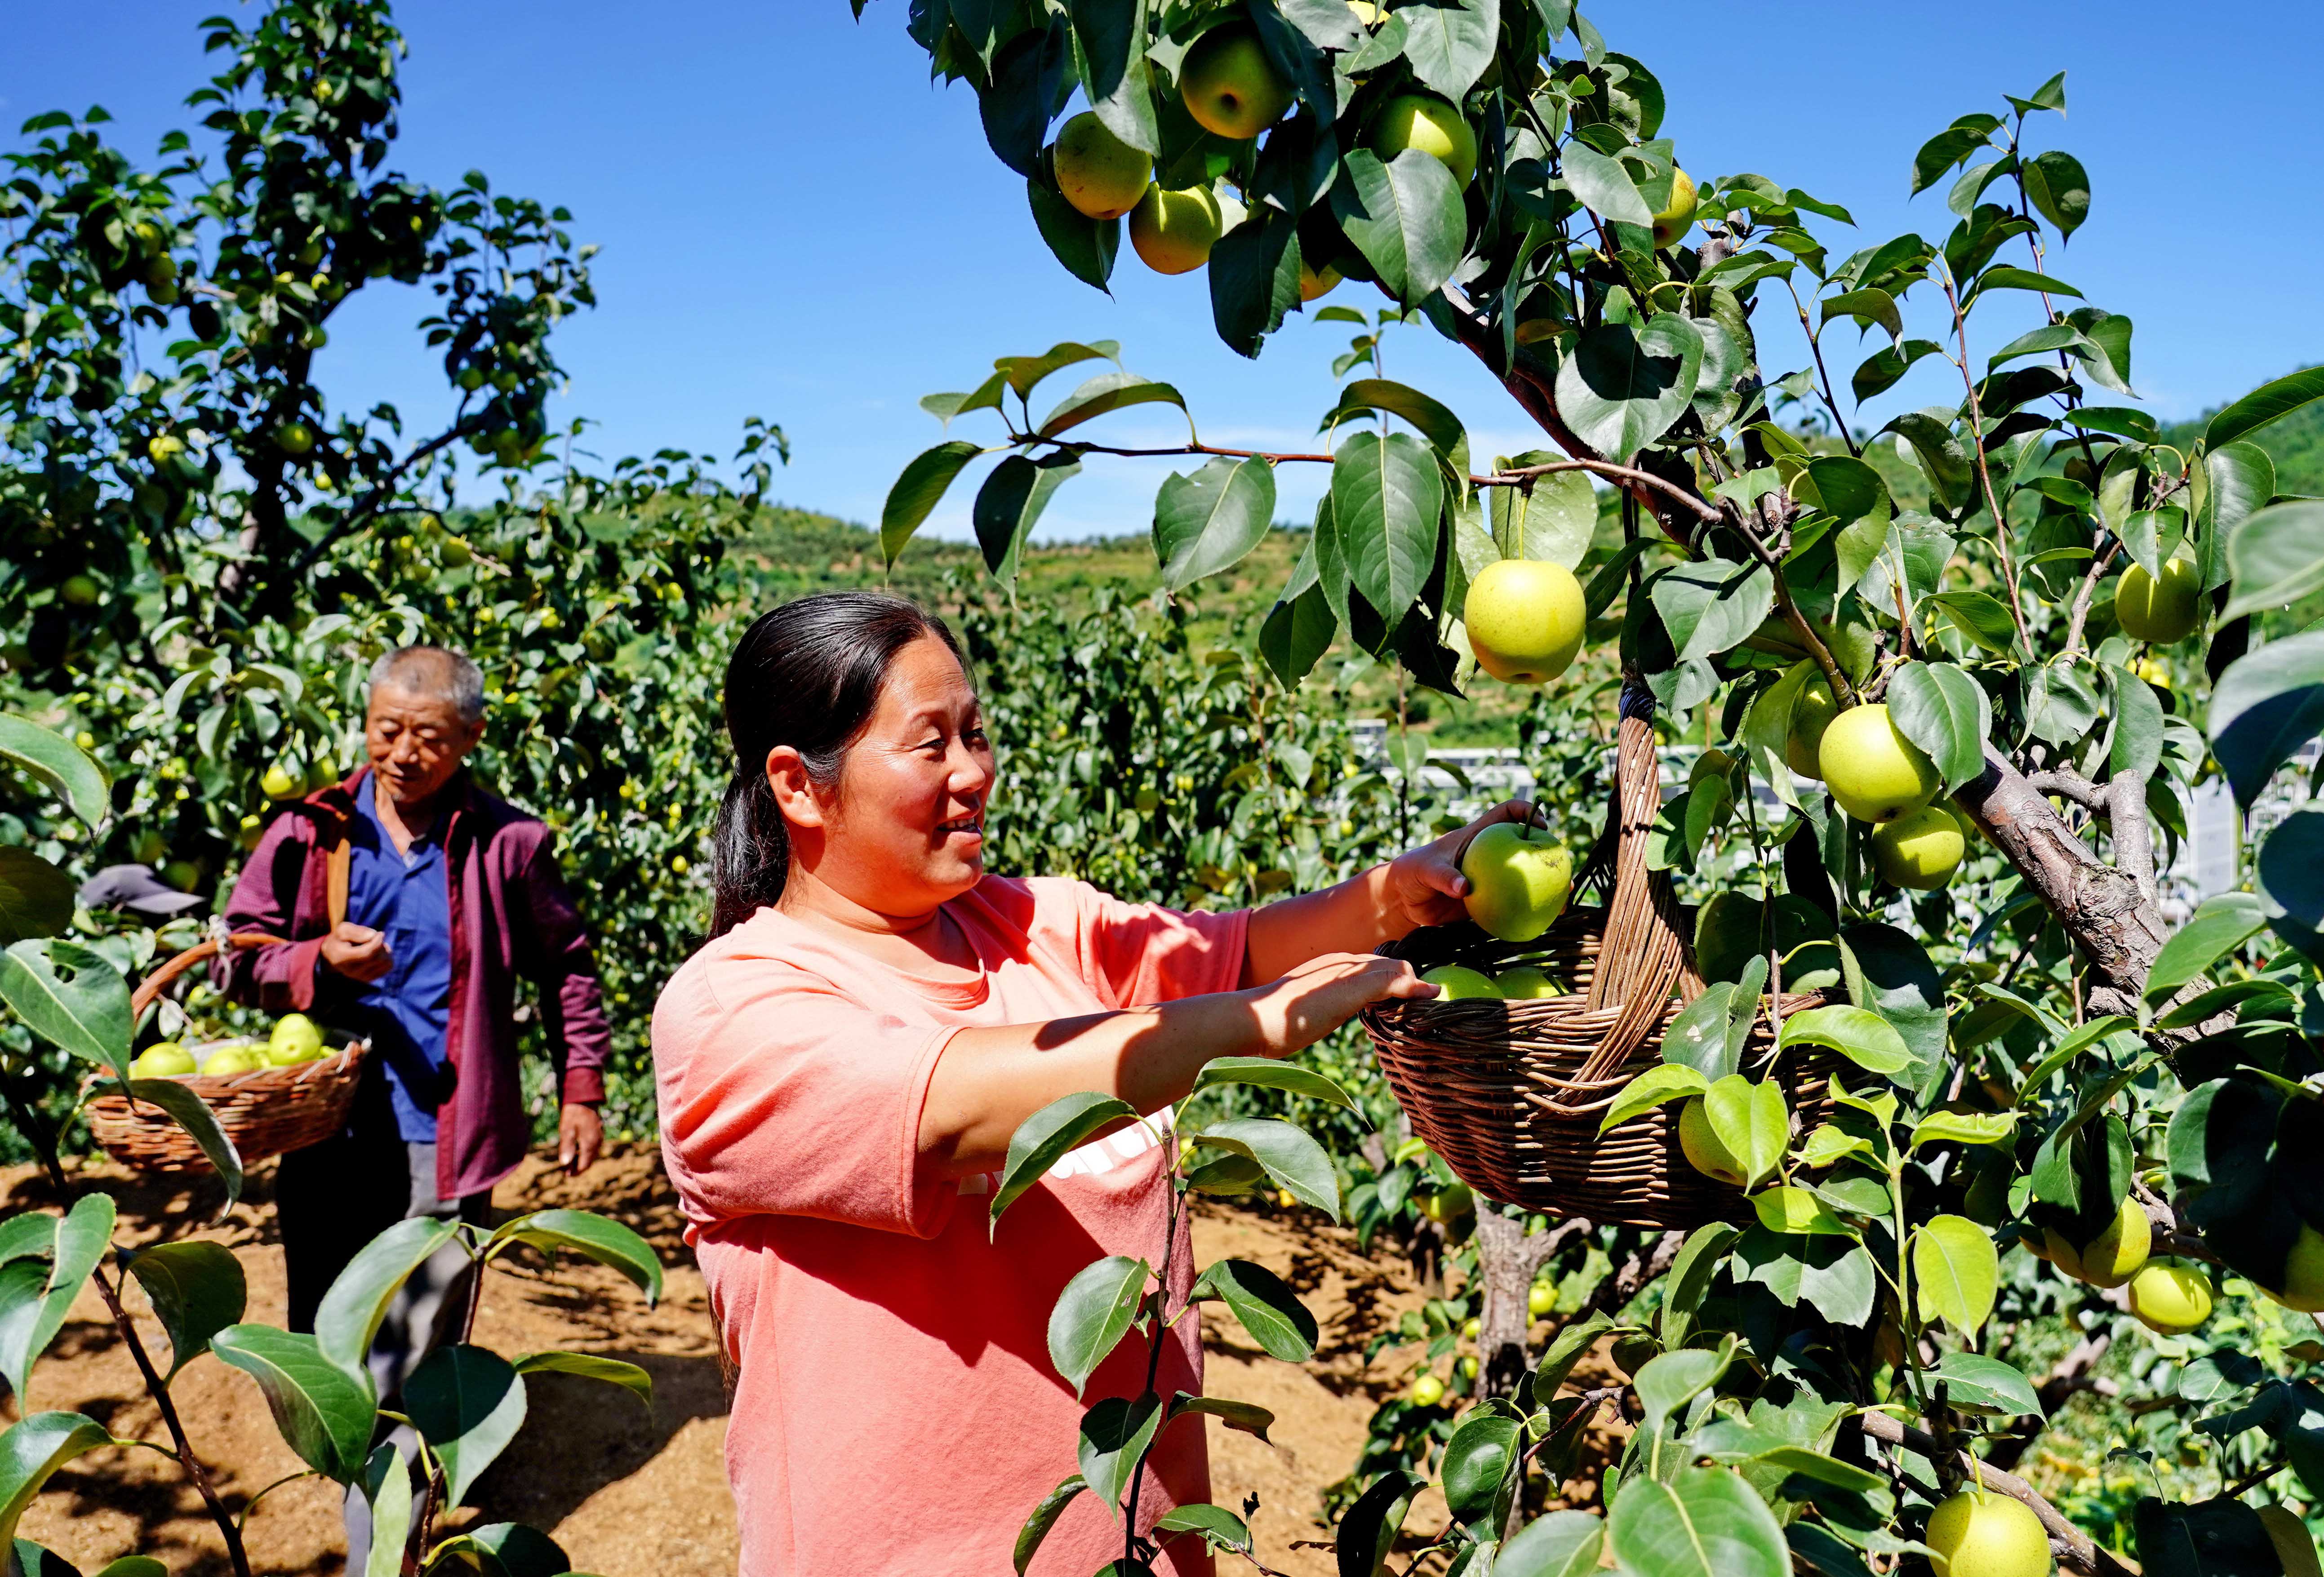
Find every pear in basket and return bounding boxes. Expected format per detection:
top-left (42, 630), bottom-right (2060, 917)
top-left (1459, 823), bottom-right (1573, 942)
top-left (203, 1043), bottom-right (267, 1075)
top-left (129, 1042), bottom-right (196, 1079)
top-left (268, 1013), bottom-right (328, 1066)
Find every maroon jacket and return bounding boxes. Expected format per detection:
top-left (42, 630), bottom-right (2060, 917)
top-left (218, 767), bottom-right (611, 1200)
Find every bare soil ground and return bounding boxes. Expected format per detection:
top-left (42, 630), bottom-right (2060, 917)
top-left (8, 1146), bottom-right (1500, 1576)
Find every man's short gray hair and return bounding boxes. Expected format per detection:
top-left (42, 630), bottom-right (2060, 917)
top-left (369, 645), bottom-right (485, 724)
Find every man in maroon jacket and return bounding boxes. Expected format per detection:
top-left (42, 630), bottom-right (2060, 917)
top-left (219, 645), bottom-right (610, 1447)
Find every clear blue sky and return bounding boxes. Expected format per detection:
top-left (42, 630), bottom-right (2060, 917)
top-left (8, 2), bottom-right (2321, 546)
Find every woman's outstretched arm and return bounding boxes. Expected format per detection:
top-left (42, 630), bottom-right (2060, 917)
top-left (1239, 800), bottom-right (1533, 987)
top-left (917, 951), bottom-right (1431, 1179)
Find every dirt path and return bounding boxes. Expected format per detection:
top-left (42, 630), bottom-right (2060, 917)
top-left (9, 1147), bottom-right (1460, 1575)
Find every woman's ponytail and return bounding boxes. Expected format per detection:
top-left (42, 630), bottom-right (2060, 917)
top-left (707, 591), bottom-right (964, 938)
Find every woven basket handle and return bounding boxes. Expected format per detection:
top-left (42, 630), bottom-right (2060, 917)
top-left (1552, 670), bottom-right (1696, 1099)
top-left (131, 933), bottom-right (289, 1018)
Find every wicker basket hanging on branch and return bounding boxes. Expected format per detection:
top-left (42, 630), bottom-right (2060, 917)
top-left (1360, 673), bottom-right (1840, 1230)
top-left (82, 931), bottom-right (367, 1173)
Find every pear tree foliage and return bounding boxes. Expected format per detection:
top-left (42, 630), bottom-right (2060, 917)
top-left (867, 0), bottom-right (2324, 1571)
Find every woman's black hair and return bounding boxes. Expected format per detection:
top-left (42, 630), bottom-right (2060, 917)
top-left (710, 591), bottom-right (965, 937)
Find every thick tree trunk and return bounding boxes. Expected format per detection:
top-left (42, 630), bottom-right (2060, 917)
top-left (1469, 1212), bottom-right (1589, 1399)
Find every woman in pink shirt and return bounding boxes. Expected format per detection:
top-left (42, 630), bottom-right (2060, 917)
top-left (653, 592), bottom-right (1521, 1575)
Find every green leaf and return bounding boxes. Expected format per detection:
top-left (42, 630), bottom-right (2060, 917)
top-left (1555, 314), bottom-right (1705, 462)
top-left (1911, 1213), bottom-right (1999, 1336)
top-left (1653, 559), bottom-right (1774, 666)
top-left (1070, 0), bottom-right (1158, 152)
top-left (1330, 149), bottom-right (1464, 308)
top-left (484, 1209), bottom-right (662, 1307)
top-left (1188, 1057), bottom-right (1357, 1111)
top-left (1490, 468), bottom-right (1594, 569)
top-left (1497, 1509), bottom-right (1605, 1577)
top-left (1038, 372), bottom-right (1186, 440)
top-left (110, 1080), bottom-right (242, 1208)
top-left (0, 940), bottom-right (131, 1079)
top-left (1166, 1391), bottom-right (1275, 1441)
top-left (2144, 893), bottom-right (2267, 1002)
top-left (124, 1240), bottom-right (245, 1380)
top-left (2133, 1497), bottom-right (2278, 1577)
top-left (1329, 379), bottom-right (1471, 468)
top-left (974, 451), bottom-right (1082, 595)
top-left (0, 851), bottom-right (73, 947)
top-left (1560, 140), bottom-right (1653, 227)
top-left (993, 342), bottom-right (1120, 400)
top-left (1609, 1466), bottom-right (1789, 1577)
top-left (1853, 339), bottom-right (1944, 402)
top-left (1399, 0), bottom-right (1496, 97)
top-left (1015, 1473), bottom-right (1087, 1574)
top-left (1442, 1409), bottom-right (1523, 1522)
top-left (1883, 410), bottom-right (1973, 515)
top-left (2110, 666), bottom-right (2165, 780)
top-left (0, 716), bottom-right (110, 831)
top-left (880, 441), bottom-right (982, 569)
top-left (211, 1325), bottom-right (376, 1482)
top-left (2203, 441), bottom-right (2275, 592)
top-left (93, 1558), bottom-right (172, 1577)
top-left (1933, 1351), bottom-right (2043, 1417)
top-left (1210, 205), bottom-right (1305, 358)
top-left (1910, 1110), bottom-right (2018, 1148)
top-left (461, 1523), bottom-right (570, 1577)
top-left (1634, 1340), bottom-right (1734, 1433)
top-left (1048, 1255), bottom-right (1148, 1396)
top-left (1752, 1187), bottom-right (1852, 1236)
top-left (1077, 1391), bottom-right (1162, 1512)
top-left (1600, 1064), bottom-right (1710, 1133)
top-left (994, 1093), bottom-right (1140, 1229)
top-left (1821, 289), bottom-right (1902, 342)
top-left (1191, 1257), bottom-right (1318, 1361)
top-left (1973, 265), bottom-right (2083, 299)
top-left (1662, 1222), bottom-right (1742, 1349)
top-left (1778, 1005), bottom-right (1914, 1077)
top-left (362, 1444), bottom-right (413, 1577)
top-left (1154, 1499), bottom-right (1252, 1550)
top-left (2209, 630), bottom-right (2324, 807)
top-left (1838, 924), bottom-right (1949, 1087)
top-left (1026, 175), bottom-right (1121, 294)
top-left (509, 1351), bottom-right (653, 1413)
top-left (1195, 1117), bottom-right (1339, 1218)
top-left (1331, 430), bottom-right (1443, 626)
top-left (2221, 501), bottom-right (2324, 625)
top-left (0, 1196), bottom-right (112, 1410)
top-left (0, 1413), bottom-right (112, 1552)
top-left (1703, 1075), bottom-right (1789, 1191)
top-left (315, 1215), bottom-right (463, 1382)
top-left (1523, 1311), bottom-right (1611, 1408)
top-left (1337, 1469), bottom-right (1426, 1577)
top-left (2204, 365), bottom-right (2324, 449)
top-left (1154, 457), bottom-right (1275, 592)
top-left (404, 1344), bottom-right (527, 1509)
top-left (1804, 457), bottom-right (1890, 525)
top-left (1887, 661), bottom-right (1991, 792)
top-left (1754, 1447), bottom-right (1889, 1494)
top-left (1260, 579), bottom-right (1336, 688)
top-left (1928, 591), bottom-right (2017, 654)
top-left (1910, 119), bottom-right (1999, 196)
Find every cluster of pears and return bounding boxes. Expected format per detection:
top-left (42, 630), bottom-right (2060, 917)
top-left (128, 1013), bottom-right (333, 1079)
top-left (1044, 13), bottom-right (1495, 296)
top-left (1786, 680), bottom-right (1971, 890)
top-left (1420, 960), bottom-right (1566, 1001)
top-left (2029, 1195), bottom-right (2220, 1334)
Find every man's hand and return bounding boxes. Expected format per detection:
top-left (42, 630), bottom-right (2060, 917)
top-left (1377, 799), bottom-right (1535, 938)
top-left (558, 1102), bottom-right (604, 1176)
top-left (1249, 952), bottom-right (1436, 1058)
top-left (320, 921), bottom-right (392, 982)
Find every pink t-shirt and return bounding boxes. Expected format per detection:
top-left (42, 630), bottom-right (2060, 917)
top-left (653, 875), bottom-right (1250, 1576)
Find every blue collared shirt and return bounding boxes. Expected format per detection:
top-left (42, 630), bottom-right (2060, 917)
top-left (344, 781), bottom-right (454, 1141)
